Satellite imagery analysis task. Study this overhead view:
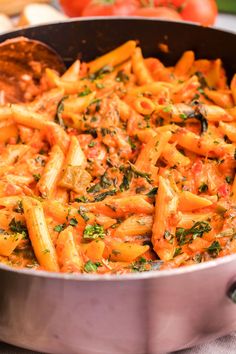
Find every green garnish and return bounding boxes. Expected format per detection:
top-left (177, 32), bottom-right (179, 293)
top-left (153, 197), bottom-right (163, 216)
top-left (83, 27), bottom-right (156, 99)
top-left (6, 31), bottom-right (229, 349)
top-left (13, 200), bottom-right (23, 214)
top-left (9, 218), bottom-right (28, 238)
top-left (179, 113), bottom-right (187, 120)
top-left (207, 240), bottom-right (222, 257)
top-left (173, 247), bottom-right (182, 257)
top-left (78, 206), bottom-right (89, 222)
top-left (54, 223), bottom-right (66, 233)
top-left (146, 187), bottom-right (158, 197)
top-left (69, 218), bottom-right (78, 227)
top-left (94, 189), bottom-right (116, 202)
top-left (78, 87), bottom-right (92, 97)
top-left (83, 224), bottom-right (105, 240)
top-left (33, 174), bottom-right (41, 182)
top-left (74, 196), bottom-right (89, 203)
top-left (163, 105), bottom-right (172, 113)
top-left (84, 260), bottom-right (101, 273)
top-left (88, 141), bottom-right (96, 148)
top-left (176, 221), bottom-right (211, 246)
top-left (226, 176), bottom-right (233, 184)
top-left (198, 183), bottom-right (208, 193)
top-left (116, 70), bottom-right (129, 83)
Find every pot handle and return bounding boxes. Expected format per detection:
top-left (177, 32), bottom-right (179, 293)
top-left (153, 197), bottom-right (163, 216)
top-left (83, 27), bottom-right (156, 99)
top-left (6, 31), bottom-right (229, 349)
top-left (227, 283), bottom-right (236, 303)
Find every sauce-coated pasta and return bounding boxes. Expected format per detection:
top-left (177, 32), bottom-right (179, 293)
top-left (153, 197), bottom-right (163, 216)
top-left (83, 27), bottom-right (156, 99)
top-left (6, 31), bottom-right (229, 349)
top-left (0, 41), bottom-right (236, 274)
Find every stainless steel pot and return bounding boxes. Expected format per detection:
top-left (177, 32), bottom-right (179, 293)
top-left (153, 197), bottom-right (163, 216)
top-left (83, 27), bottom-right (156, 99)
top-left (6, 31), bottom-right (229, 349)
top-left (0, 18), bottom-right (236, 354)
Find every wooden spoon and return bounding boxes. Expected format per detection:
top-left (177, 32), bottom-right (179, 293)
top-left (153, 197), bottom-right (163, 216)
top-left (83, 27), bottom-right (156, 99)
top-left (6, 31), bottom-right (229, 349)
top-left (0, 36), bottom-right (66, 103)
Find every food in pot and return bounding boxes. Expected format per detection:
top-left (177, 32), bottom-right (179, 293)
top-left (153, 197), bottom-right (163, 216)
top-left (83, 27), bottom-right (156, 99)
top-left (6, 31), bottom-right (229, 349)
top-left (0, 40), bottom-right (236, 274)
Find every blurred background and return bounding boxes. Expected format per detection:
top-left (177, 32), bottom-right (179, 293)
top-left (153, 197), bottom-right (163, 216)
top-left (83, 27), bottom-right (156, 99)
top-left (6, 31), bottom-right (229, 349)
top-left (0, 0), bottom-right (235, 34)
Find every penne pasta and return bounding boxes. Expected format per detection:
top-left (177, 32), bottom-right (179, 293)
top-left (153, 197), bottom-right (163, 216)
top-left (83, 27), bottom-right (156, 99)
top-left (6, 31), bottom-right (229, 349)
top-left (22, 197), bottom-right (59, 272)
top-left (0, 232), bottom-right (23, 257)
top-left (88, 40), bottom-right (136, 74)
top-left (135, 131), bottom-right (172, 172)
top-left (152, 176), bottom-right (178, 261)
top-left (174, 51), bottom-right (195, 77)
top-left (132, 47), bottom-right (154, 85)
top-left (114, 215), bottom-right (153, 238)
top-left (56, 226), bottom-right (82, 273)
top-left (37, 145), bottom-right (65, 199)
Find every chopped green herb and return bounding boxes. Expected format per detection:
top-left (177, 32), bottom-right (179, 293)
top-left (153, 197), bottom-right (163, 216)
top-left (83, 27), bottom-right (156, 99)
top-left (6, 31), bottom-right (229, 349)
top-left (198, 183), bottom-right (208, 193)
top-left (88, 141), bottom-right (96, 148)
top-left (119, 167), bottom-right (133, 192)
top-left (128, 137), bottom-right (136, 150)
top-left (33, 173), bottom-right (41, 182)
top-left (146, 187), bottom-right (158, 197)
top-left (69, 218), bottom-right (78, 227)
top-left (35, 155), bottom-right (46, 166)
top-left (39, 149), bottom-right (46, 155)
top-left (74, 196), bottom-right (89, 203)
top-left (176, 221), bottom-right (211, 246)
top-left (54, 223), bottom-right (66, 233)
top-left (89, 65), bottom-right (113, 81)
top-left (226, 176), bottom-right (233, 184)
top-left (100, 173), bottom-right (113, 188)
top-left (207, 240), bottom-right (222, 257)
top-left (163, 105), bottom-right (172, 113)
top-left (116, 70), bottom-right (129, 83)
top-left (173, 247), bottom-right (182, 257)
top-left (131, 258), bottom-right (162, 272)
top-left (9, 218), bottom-right (28, 238)
top-left (193, 254), bottom-right (202, 263)
top-left (129, 163), bottom-right (152, 184)
top-left (83, 224), bottom-right (105, 240)
top-left (84, 260), bottom-right (101, 273)
top-left (164, 230), bottom-right (173, 241)
top-left (78, 206), bottom-right (89, 222)
top-left (78, 87), bottom-right (92, 97)
top-left (101, 127), bottom-right (114, 136)
top-left (131, 257), bottom-right (149, 272)
top-left (84, 128), bottom-right (98, 138)
top-left (96, 83), bottom-right (105, 89)
top-left (179, 113), bottom-right (187, 120)
top-left (119, 163), bottom-right (152, 192)
top-left (43, 249), bottom-right (50, 254)
top-left (144, 115), bottom-right (151, 128)
top-left (94, 189), bottom-right (117, 202)
top-left (195, 71), bottom-right (208, 89)
top-left (192, 93), bottom-right (200, 101)
top-left (13, 200), bottom-right (23, 214)
top-left (87, 183), bottom-right (102, 194)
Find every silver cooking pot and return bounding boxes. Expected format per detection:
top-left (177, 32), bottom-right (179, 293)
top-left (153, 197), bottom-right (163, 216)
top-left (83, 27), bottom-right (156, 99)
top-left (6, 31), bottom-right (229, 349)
top-left (0, 18), bottom-right (236, 354)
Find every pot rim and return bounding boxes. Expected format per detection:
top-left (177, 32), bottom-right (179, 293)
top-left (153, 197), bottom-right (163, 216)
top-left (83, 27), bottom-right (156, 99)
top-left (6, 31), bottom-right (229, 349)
top-left (1, 18), bottom-right (236, 282)
top-left (1, 17), bottom-right (236, 39)
top-left (1, 252), bottom-right (236, 282)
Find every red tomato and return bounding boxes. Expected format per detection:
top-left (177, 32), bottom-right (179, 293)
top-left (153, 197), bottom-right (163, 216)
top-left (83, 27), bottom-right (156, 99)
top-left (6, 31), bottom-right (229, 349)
top-left (153, 0), bottom-right (185, 7)
top-left (180, 0), bottom-right (218, 26)
top-left (82, 0), bottom-right (140, 17)
top-left (59, 0), bottom-right (91, 17)
top-left (132, 7), bottom-right (182, 20)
